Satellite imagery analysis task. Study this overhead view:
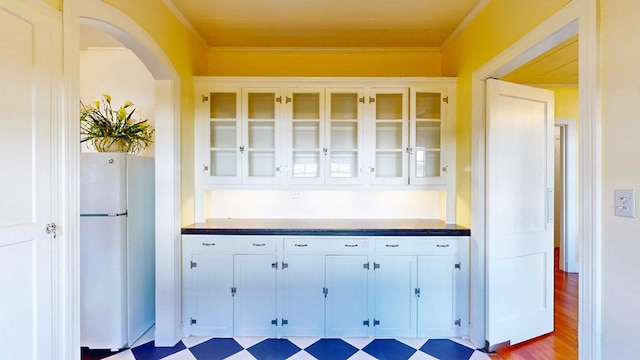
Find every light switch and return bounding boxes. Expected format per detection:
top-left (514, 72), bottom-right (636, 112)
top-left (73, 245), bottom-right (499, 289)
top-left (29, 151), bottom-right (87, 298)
top-left (615, 189), bottom-right (636, 218)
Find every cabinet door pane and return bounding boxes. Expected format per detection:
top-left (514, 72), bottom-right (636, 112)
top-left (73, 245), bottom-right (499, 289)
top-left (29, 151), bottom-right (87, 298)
top-left (330, 152), bottom-right (358, 178)
top-left (248, 93), bottom-right (275, 119)
top-left (330, 93), bottom-right (358, 120)
top-left (374, 256), bottom-right (417, 337)
top-left (325, 255), bottom-right (368, 337)
top-left (210, 92), bottom-right (237, 119)
top-left (376, 94), bottom-right (403, 120)
top-left (410, 88), bottom-right (447, 185)
top-left (234, 254), bottom-right (277, 337)
top-left (417, 256), bottom-right (457, 337)
top-left (415, 92), bottom-right (441, 120)
top-left (247, 151), bottom-right (276, 177)
top-left (281, 255), bottom-right (325, 336)
top-left (210, 151), bottom-right (237, 177)
top-left (293, 93), bottom-right (320, 119)
top-left (292, 152), bottom-right (320, 178)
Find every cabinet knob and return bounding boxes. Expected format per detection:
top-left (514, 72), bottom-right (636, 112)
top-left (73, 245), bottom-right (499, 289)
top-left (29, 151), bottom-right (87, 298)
top-left (239, 146), bottom-right (245, 153)
top-left (322, 147), bottom-right (328, 154)
top-left (203, 164), bottom-right (209, 172)
top-left (370, 167), bottom-right (375, 173)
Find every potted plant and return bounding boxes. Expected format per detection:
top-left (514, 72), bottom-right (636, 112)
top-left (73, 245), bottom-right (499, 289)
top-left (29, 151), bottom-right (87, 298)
top-left (80, 94), bottom-right (154, 154)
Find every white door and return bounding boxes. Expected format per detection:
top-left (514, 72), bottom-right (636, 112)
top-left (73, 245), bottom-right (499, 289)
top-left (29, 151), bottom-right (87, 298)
top-left (0, 1), bottom-right (59, 359)
top-left (417, 255), bottom-right (457, 337)
top-left (485, 79), bottom-right (554, 349)
top-left (189, 253), bottom-right (234, 336)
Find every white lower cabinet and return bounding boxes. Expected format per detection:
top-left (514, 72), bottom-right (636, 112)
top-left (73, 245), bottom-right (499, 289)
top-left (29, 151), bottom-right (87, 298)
top-left (182, 234), bottom-right (468, 338)
top-left (325, 255), bottom-right (369, 337)
top-left (233, 254), bottom-right (277, 336)
top-left (280, 255), bottom-right (325, 336)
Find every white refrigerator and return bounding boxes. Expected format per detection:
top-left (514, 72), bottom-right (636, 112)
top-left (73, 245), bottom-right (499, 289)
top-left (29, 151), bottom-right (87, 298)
top-left (80, 152), bottom-right (155, 350)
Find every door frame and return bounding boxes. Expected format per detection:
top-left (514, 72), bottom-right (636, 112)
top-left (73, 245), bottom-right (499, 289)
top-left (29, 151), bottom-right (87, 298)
top-left (555, 117), bottom-right (579, 273)
top-left (469, 0), bottom-right (601, 359)
top-left (62, 0), bottom-right (183, 358)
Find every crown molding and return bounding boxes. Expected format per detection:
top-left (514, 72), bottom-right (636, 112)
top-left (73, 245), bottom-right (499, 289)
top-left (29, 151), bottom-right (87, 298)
top-left (441, 0), bottom-right (491, 49)
top-left (162, 0), bottom-right (208, 49)
top-left (208, 46), bottom-right (442, 54)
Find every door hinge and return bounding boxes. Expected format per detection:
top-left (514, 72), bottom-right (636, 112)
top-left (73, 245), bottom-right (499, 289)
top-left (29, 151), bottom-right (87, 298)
top-left (272, 262), bottom-right (278, 269)
top-left (359, 96), bottom-right (365, 103)
top-left (455, 318), bottom-right (461, 327)
top-left (282, 262), bottom-right (289, 269)
top-left (323, 287), bottom-right (328, 297)
top-left (363, 262), bottom-right (370, 270)
top-left (455, 262), bottom-right (461, 270)
top-left (271, 319), bottom-right (278, 326)
top-left (276, 96), bottom-right (282, 103)
top-left (282, 319), bottom-right (289, 326)
top-left (369, 96), bottom-right (375, 103)
top-left (190, 261), bottom-right (197, 269)
top-left (363, 319), bottom-right (370, 327)
top-left (442, 165), bottom-right (449, 173)
top-left (202, 95), bottom-right (209, 103)
top-left (415, 288), bottom-right (421, 297)
top-left (443, 96), bottom-right (449, 104)
top-left (374, 262), bottom-right (380, 270)
top-left (373, 319), bottom-right (380, 327)
top-left (286, 96), bottom-right (292, 103)
top-left (231, 287), bottom-right (237, 296)
top-left (190, 318), bottom-right (197, 325)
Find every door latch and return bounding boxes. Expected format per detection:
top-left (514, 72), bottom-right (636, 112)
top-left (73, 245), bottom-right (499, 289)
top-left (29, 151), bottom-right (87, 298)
top-left (45, 223), bottom-right (57, 238)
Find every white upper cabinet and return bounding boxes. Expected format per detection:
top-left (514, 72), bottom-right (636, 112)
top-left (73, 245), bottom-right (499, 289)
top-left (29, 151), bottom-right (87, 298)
top-left (194, 78), bottom-right (455, 189)
top-left (326, 88), bottom-right (365, 185)
top-left (286, 88), bottom-right (325, 184)
top-left (410, 87), bottom-right (449, 186)
top-left (369, 88), bottom-right (409, 185)
top-left (242, 88), bottom-right (282, 185)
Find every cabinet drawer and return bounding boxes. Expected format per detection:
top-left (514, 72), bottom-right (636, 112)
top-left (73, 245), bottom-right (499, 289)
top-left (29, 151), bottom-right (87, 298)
top-left (284, 237), bottom-right (368, 253)
top-left (375, 237), bottom-right (459, 254)
top-left (183, 235), bottom-right (277, 253)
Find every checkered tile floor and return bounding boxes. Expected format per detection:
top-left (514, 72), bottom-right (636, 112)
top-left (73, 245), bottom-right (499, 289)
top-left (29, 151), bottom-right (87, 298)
top-left (88, 332), bottom-right (490, 360)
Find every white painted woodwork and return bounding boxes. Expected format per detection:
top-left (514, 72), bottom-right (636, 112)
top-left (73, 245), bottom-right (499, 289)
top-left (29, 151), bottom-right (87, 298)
top-left (233, 254), bottom-right (277, 336)
top-left (0, 1), bottom-right (56, 358)
top-left (369, 88), bottom-right (410, 185)
top-left (374, 256), bottom-right (417, 337)
top-left (181, 234), bottom-right (468, 338)
top-left (417, 255), bottom-right (457, 337)
top-left (189, 254), bottom-right (234, 336)
top-left (325, 255), bottom-right (369, 337)
top-left (281, 255), bottom-right (325, 336)
top-left (485, 79), bottom-right (554, 347)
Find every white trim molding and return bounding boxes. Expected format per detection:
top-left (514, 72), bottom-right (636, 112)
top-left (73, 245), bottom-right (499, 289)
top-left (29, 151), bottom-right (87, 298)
top-left (73, 0), bottom-right (183, 350)
top-left (469, 1), bottom-right (601, 359)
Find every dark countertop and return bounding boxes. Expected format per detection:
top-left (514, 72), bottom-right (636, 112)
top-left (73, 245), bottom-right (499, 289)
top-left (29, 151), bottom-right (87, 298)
top-left (181, 218), bottom-right (470, 237)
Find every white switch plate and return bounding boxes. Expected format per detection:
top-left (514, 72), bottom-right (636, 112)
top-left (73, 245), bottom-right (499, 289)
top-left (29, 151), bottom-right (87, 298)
top-left (615, 189), bottom-right (636, 218)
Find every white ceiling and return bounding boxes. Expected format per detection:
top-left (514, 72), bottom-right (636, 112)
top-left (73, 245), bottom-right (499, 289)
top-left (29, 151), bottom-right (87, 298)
top-left (167, 0), bottom-right (486, 47)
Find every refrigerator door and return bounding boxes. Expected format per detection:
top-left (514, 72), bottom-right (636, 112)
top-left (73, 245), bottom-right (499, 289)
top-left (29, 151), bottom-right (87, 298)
top-left (81, 152), bottom-right (127, 215)
top-left (80, 215), bottom-right (127, 350)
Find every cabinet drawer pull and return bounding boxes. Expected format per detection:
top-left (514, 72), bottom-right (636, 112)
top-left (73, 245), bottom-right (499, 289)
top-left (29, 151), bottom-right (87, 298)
top-left (344, 244), bottom-right (358, 248)
top-left (252, 243), bottom-right (266, 247)
top-left (436, 244), bottom-right (450, 248)
top-left (202, 242), bottom-right (215, 246)
top-left (385, 244), bottom-right (399, 248)
top-left (294, 244), bottom-right (308, 247)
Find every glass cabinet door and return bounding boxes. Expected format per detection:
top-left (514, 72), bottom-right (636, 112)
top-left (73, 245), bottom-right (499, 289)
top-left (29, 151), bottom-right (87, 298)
top-left (288, 89), bottom-right (324, 184)
top-left (410, 87), bottom-right (447, 185)
top-left (370, 88), bottom-right (409, 185)
top-left (326, 88), bottom-right (364, 184)
top-left (206, 90), bottom-right (242, 184)
top-left (242, 88), bottom-right (282, 184)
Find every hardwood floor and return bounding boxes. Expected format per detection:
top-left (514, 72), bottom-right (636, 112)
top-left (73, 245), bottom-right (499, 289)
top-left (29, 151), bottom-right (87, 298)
top-left (490, 248), bottom-right (578, 360)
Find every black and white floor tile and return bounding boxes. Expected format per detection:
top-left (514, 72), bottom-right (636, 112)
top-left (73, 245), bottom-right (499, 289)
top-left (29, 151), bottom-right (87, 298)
top-left (87, 331), bottom-right (490, 360)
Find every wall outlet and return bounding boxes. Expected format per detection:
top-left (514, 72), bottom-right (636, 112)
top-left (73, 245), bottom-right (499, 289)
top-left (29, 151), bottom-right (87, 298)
top-left (615, 189), bottom-right (635, 218)
top-left (291, 191), bottom-right (303, 199)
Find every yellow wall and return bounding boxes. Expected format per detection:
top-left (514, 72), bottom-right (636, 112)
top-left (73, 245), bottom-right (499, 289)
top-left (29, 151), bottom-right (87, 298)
top-left (208, 48), bottom-right (442, 77)
top-left (549, 87), bottom-right (579, 120)
top-left (103, 0), bottom-right (208, 224)
top-left (441, 0), bottom-right (572, 227)
top-left (44, 0), bottom-right (60, 10)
